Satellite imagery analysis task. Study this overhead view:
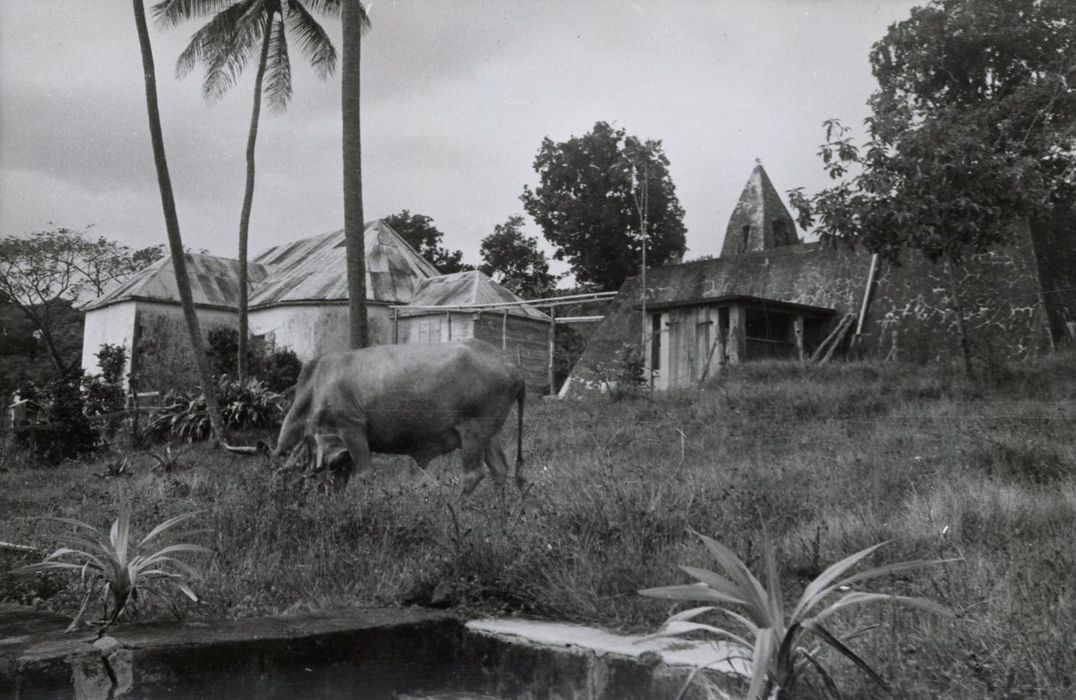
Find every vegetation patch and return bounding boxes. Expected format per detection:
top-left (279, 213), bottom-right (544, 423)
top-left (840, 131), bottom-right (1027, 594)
top-left (2, 353), bottom-right (1075, 698)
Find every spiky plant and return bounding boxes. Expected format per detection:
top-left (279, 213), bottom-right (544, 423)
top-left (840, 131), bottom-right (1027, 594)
top-left (13, 509), bottom-right (211, 631)
top-left (640, 530), bottom-right (956, 700)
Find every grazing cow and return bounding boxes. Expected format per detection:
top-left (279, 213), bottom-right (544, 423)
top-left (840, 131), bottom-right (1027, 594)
top-left (274, 339), bottom-right (525, 494)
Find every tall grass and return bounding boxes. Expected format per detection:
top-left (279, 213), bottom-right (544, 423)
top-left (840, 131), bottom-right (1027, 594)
top-left (2, 351), bottom-right (1075, 697)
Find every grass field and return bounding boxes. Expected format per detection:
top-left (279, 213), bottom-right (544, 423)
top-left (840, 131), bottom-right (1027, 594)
top-left (2, 353), bottom-right (1075, 698)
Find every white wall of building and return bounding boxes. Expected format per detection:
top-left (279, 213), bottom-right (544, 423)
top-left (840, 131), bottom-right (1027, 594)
top-left (81, 302), bottom-right (137, 378)
top-left (249, 303), bottom-right (394, 362)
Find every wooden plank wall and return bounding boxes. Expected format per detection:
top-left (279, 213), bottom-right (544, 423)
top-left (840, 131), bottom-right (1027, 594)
top-left (473, 313), bottom-right (551, 393)
top-left (662, 306), bottom-right (723, 388)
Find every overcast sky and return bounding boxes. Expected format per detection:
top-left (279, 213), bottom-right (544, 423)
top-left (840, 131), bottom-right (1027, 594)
top-left (0, 0), bottom-right (921, 276)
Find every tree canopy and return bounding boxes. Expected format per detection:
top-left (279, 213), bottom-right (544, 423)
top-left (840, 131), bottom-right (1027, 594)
top-left (0, 227), bottom-right (162, 375)
top-left (789, 0), bottom-right (1076, 264)
top-left (479, 215), bottom-right (558, 299)
top-left (521, 121), bottom-right (687, 291)
top-left (156, 0), bottom-right (340, 111)
top-left (383, 210), bottom-right (471, 274)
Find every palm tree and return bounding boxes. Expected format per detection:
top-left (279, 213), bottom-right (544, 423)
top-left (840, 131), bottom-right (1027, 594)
top-left (154, 0), bottom-right (339, 378)
top-left (131, 0), bottom-right (227, 443)
top-left (342, 0), bottom-right (370, 348)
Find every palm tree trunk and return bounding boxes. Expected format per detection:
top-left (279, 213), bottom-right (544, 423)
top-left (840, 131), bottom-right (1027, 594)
top-left (342, 0), bottom-right (368, 348)
top-left (132, 0), bottom-right (227, 443)
top-left (237, 15), bottom-right (275, 380)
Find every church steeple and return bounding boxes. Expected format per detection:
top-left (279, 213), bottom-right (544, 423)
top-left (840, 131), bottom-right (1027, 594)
top-left (720, 161), bottom-right (799, 257)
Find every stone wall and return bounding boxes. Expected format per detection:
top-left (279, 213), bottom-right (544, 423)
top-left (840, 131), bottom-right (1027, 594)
top-left (564, 222), bottom-right (1063, 394)
top-left (1029, 210), bottom-right (1076, 345)
top-left (865, 228), bottom-right (1053, 363)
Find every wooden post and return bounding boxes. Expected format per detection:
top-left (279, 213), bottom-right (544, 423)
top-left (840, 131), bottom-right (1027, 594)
top-left (819, 314), bottom-right (855, 365)
top-left (547, 306), bottom-right (556, 394)
top-left (392, 308), bottom-right (399, 344)
top-left (886, 330), bottom-right (900, 362)
top-left (727, 304), bottom-right (746, 364)
top-left (716, 310), bottom-right (727, 368)
top-left (794, 315), bottom-right (805, 362)
top-left (501, 309), bottom-right (508, 351)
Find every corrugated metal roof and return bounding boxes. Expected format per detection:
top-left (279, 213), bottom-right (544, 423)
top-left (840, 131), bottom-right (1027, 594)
top-left (406, 270), bottom-right (549, 320)
top-left (82, 254), bottom-right (270, 311)
top-left (249, 221), bottom-right (438, 307)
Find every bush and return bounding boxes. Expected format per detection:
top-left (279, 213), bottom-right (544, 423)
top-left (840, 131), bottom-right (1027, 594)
top-left (13, 371), bottom-right (97, 464)
top-left (257, 346), bottom-right (302, 393)
top-left (205, 328), bottom-right (302, 393)
top-left (82, 344), bottom-right (127, 440)
top-left (589, 342), bottom-right (646, 400)
top-left (146, 376), bottom-right (286, 442)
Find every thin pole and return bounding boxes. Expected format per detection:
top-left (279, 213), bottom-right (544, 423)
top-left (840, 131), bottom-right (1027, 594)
top-left (547, 306), bottom-right (556, 394)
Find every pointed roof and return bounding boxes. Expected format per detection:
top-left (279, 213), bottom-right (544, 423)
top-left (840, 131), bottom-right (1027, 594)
top-left (82, 254), bottom-right (270, 311)
top-left (720, 162), bottom-right (799, 258)
top-left (250, 220), bottom-right (438, 307)
top-left (407, 270), bottom-right (549, 320)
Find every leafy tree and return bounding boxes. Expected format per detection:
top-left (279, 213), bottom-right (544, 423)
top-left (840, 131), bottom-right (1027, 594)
top-left (156, 0), bottom-right (339, 380)
top-left (383, 210), bottom-right (472, 274)
top-left (479, 215), bottom-right (558, 298)
top-left (521, 121), bottom-right (687, 291)
top-left (788, 0), bottom-right (1076, 376)
top-left (342, 0), bottom-right (371, 348)
top-left (0, 228), bottom-right (159, 374)
top-left (132, 0), bottom-right (226, 443)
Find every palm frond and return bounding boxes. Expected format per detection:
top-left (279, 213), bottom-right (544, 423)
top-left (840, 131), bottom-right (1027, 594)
top-left (745, 627), bottom-right (776, 700)
top-left (813, 591), bottom-right (954, 624)
top-left (796, 555), bottom-right (960, 621)
top-left (111, 509), bottom-right (131, 567)
top-left (175, 0), bottom-right (267, 100)
top-left (790, 542), bottom-right (887, 620)
top-left (285, 1), bottom-right (337, 79)
top-left (676, 564), bottom-right (750, 603)
top-left (802, 621), bottom-right (893, 695)
top-left (639, 581), bottom-right (750, 607)
top-left (800, 648), bottom-right (843, 700)
top-left (152, 0), bottom-right (235, 27)
top-left (762, 536), bottom-right (785, 634)
top-left (40, 516), bottom-right (102, 535)
top-left (691, 530), bottom-right (770, 618)
top-left (299, 0), bottom-right (344, 19)
top-left (643, 620), bottom-right (752, 650)
top-left (139, 511), bottom-right (203, 547)
top-left (263, 13), bottom-right (293, 111)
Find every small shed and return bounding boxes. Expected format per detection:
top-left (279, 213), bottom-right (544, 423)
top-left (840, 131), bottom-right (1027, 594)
top-left (643, 295), bottom-right (835, 389)
top-left (394, 270), bottom-right (552, 392)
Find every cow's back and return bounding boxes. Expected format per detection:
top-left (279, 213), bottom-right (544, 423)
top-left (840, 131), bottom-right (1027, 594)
top-left (305, 339), bottom-right (522, 453)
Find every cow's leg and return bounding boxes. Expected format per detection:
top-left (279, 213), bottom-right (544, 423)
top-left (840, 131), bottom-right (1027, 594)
top-left (455, 422), bottom-right (489, 496)
top-left (483, 441), bottom-right (510, 489)
top-left (341, 427), bottom-right (374, 483)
